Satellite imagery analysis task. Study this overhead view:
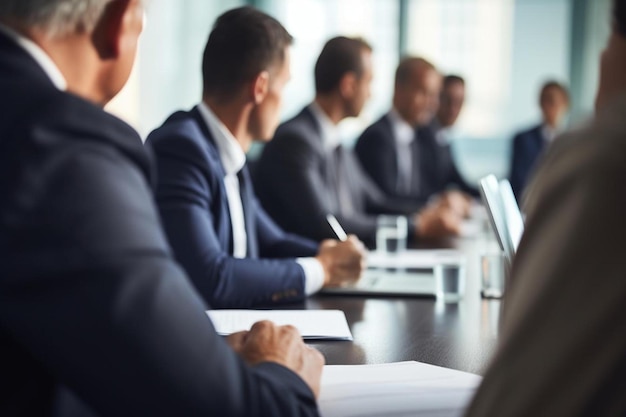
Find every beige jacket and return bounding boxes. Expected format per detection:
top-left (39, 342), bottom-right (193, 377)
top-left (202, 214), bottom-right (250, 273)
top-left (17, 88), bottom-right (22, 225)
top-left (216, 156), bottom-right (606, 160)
top-left (466, 96), bottom-right (626, 416)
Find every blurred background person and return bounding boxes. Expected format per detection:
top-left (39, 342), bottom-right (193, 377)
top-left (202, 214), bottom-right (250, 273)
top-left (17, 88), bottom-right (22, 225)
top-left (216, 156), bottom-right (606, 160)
top-left (355, 58), bottom-right (474, 219)
top-left (430, 75), bottom-right (466, 146)
top-left (509, 80), bottom-right (570, 201)
top-left (255, 39), bottom-right (461, 249)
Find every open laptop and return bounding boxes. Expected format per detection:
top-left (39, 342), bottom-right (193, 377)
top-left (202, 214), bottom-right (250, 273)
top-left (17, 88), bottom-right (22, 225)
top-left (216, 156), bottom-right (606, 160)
top-left (478, 174), bottom-right (525, 266)
top-left (320, 249), bottom-right (464, 297)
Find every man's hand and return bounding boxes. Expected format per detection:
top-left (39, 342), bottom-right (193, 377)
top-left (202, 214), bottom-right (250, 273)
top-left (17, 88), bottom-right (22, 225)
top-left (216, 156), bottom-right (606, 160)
top-left (227, 321), bottom-right (325, 398)
top-left (435, 190), bottom-right (473, 218)
top-left (316, 236), bottom-right (366, 287)
top-left (414, 205), bottom-right (462, 239)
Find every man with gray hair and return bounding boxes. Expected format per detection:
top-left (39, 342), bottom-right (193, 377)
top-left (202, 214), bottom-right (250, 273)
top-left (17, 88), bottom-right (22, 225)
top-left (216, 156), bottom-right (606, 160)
top-left (0, 1), bottom-right (322, 416)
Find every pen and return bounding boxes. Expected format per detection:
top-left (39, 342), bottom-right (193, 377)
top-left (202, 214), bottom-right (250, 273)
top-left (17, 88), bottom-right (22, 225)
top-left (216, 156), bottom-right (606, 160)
top-left (326, 214), bottom-right (348, 241)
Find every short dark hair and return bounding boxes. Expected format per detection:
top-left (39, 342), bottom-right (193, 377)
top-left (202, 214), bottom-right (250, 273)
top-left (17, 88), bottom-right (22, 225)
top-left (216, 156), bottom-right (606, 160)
top-left (540, 80), bottom-right (570, 104)
top-left (394, 57), bottom-right (436, 87)
top-left (443, 75), bottom-right (465, 89)
top-left (614, 0), bottom-right (626, 37)
top-left (202, 7), bottom-right (293, 98)
top-left (314, 36), bottom-right (372, 94)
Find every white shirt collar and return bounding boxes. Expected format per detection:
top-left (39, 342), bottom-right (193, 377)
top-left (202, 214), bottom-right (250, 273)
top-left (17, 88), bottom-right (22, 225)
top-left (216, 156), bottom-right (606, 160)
top-left (197, 102), bottom-right (246, 176)
top-left (388, 109), bottom-right (415, 146)
top-left (0, 24), bottom-right (67, 91)
top-left (309, 102), bottom-right (342, 151)
top-left (541, 124), bottom-right (559, 143)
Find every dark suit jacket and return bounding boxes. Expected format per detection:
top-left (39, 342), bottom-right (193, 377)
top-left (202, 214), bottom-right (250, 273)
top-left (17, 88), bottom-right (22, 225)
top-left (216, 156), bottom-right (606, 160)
top-left (355, 115), bottom-right (477, 202)
top-left (254, 106), bottom-right (417, 247)
top-left (146, 108), bottom-right (319, 308)
top-left (509, 124), bottom-right (546, 200)
top-left (0, 32), bottom-right (317, 417)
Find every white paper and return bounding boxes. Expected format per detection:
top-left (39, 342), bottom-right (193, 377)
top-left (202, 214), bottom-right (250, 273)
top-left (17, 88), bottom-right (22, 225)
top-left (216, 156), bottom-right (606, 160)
top-left (319, 361), bottom-right (481, 417)
top-left (367, 249), bottom-right (464, 269)
top-left (207, 309), bottom-right (353, 340)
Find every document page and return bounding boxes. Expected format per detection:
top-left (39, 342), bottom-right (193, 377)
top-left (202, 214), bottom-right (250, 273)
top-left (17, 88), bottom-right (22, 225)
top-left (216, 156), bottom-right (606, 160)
top-left (207, 309), bottom-right (353, 340)
top-left (319, 361), bottom-right (481, 417)
top-left (367, 249), bottom-right (464, 269)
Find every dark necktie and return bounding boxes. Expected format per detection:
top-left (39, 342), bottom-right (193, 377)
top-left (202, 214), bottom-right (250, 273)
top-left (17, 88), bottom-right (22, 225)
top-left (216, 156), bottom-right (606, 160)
top-left (333, 146), bottom-right (354, 216)
top-left (237, 167), bottom-right (258, 258)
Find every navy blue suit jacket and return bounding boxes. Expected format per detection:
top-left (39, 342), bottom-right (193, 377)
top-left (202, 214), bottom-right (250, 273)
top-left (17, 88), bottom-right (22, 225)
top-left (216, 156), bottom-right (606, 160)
top-left (355, 115), bottom-right (477, 202)
top-left (146, 108), bottom-right (319, 308)
top-left (0, 32), bottom-right (317, 417)
top-left (509, 125), bottom-right (546, 200)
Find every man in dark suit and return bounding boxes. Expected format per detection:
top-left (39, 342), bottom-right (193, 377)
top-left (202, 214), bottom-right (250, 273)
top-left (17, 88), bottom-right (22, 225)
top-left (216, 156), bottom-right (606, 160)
top-left (466, 1), bottom-right (625, 414)
top-left (147, 8), bottom-right (364, 309)
top-left (429, 75), bottom-right (479, 197)
top-left (0, 2), bottom-right (322, 416)
top-left (255, 38), bottom-right (461, 248)
top-left (355, 59), bottom-right (474, 219)
top-left (508, 80), bottom-right (570, 200)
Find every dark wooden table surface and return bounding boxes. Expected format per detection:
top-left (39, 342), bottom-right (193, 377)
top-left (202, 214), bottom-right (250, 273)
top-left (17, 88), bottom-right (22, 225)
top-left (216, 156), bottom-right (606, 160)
top-left (287, 226), bottom-right (503, 375)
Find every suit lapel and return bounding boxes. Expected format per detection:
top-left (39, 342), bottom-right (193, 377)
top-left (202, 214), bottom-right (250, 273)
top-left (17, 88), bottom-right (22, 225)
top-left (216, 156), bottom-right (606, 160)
top-left (300, 106), bottom-right (342, 213)
top-left (189, 107), bottom-right (237, 255)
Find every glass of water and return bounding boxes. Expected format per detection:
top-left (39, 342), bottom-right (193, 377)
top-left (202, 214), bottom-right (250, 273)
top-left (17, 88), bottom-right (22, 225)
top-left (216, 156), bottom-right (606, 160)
top-left (376, 215), bottom-right (408, 254)
top-left (435, 262), bottom-right (466, 302)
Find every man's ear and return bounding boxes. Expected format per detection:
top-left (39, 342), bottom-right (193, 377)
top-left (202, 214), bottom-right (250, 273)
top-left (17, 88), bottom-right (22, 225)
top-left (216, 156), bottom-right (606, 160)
top-left (91, 0), bottom-right (134, 60)
top-left (251, 71), bottom-right (270, 105)
top-left (339, 72), bottom-right (357, 99)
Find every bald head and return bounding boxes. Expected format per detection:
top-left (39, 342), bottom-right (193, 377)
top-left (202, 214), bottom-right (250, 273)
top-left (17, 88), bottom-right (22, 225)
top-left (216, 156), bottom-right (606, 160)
top-left (393, 57), bottom-right (441, 127)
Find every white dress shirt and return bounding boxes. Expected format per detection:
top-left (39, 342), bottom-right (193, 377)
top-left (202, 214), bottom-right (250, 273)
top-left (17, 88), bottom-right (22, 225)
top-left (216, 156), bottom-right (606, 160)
top-left (0, 24), bottom-right (67, 90)
top-left (198, 103), bottom-right (248, 259)
top-left (309, 102), bottom-right (342, 151)
top-left (541, 124), bottom-right (559, 143)
top-left (388, 109), bottom-right (415, 194)
top-left (197, 103), bottom-right (324, 294)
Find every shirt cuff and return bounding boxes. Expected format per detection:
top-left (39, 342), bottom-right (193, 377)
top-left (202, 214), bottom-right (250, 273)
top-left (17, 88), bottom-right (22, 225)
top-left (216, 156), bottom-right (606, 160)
top-left (296, 257), bottom-right (325, 295)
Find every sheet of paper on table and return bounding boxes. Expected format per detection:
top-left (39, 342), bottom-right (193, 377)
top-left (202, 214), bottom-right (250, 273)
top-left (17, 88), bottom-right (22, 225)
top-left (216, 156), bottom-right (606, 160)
top-left (366, 249), bottom-right (465, 269)
top-left (207, 309), bottom-right (353, 340)
top-left (319, 361), bottom-right (482, 417)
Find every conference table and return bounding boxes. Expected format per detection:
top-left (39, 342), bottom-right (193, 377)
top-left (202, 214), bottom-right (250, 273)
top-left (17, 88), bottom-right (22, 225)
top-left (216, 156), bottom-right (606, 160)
top-left (283, 219), bottom-right (503, 376)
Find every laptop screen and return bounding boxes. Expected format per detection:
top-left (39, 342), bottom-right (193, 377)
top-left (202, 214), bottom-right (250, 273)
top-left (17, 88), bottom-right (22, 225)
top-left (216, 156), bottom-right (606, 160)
top-left (479, 175), bottom-right (524, 265)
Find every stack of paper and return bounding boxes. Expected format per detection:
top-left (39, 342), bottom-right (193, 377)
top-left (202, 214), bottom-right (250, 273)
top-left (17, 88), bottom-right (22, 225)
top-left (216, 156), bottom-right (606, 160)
top-left (207, 309), bottom-right (353, 340)
top-left (319, 361), bottom-right (481, 417)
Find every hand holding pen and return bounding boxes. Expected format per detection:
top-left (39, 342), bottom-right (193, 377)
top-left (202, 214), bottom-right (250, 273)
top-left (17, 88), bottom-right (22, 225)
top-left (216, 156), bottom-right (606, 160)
top-left (315, 214), bottom-right (366, 287)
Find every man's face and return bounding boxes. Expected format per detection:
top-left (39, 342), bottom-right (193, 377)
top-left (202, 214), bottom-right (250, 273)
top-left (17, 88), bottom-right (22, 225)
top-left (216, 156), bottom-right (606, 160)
top-left (438, 81), bottom-right (465, 128)
top-left (395, 67), bottom-right (441, 127)
top-left (540, 86), bottom-right (569, 127)
top-left (249, 48), bottom-right (291, 141)
top-left (345, 49), bottom-right (373, 118)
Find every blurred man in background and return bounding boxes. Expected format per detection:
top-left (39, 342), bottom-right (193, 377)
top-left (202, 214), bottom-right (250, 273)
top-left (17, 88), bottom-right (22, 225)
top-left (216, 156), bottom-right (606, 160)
top-left (355, 59), bottom-right (474, 220)
top-left (430, 75), bottom-right (466, 146)
top-left (509, 80), bottom-right (570, 201)
top-left (255, 39), bottom-right (461, 248)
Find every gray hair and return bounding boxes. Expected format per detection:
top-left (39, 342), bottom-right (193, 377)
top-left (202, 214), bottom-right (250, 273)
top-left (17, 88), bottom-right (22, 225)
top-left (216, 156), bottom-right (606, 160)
top-left (0, 0), bottom-right (115, 37)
